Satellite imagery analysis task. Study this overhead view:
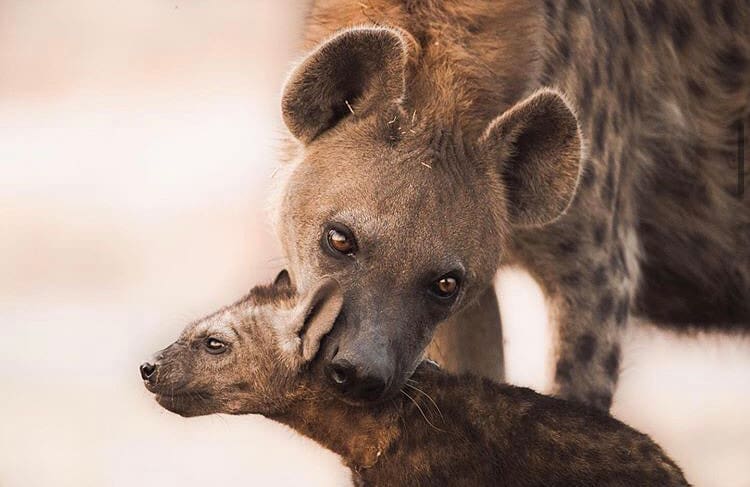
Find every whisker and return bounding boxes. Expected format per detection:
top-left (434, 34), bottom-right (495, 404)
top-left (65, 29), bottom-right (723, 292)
top-left (401, 390), bottom-right (445, 433)
top-left (405, 383), bottom-right (444, 422)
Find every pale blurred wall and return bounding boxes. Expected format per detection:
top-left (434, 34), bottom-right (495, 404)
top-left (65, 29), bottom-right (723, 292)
top-left (1, 2), bottom-right (749, 487)
top-left (1, 1), bottom-right (348, 485)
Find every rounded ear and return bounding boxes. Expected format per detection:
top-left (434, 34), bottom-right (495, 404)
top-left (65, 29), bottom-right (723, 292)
top-left (479, 88), bottom-right (582, 227)
top-left (297, 278), bottom-right (343, 362)
top-left (281, 26), bottom-right (409, 144)
top-left (275, 278), bottom-right (343, 365)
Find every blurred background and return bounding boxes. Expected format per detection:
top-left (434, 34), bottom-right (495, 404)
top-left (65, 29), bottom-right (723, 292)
top-left (0, 1), bottom-right (748, 486)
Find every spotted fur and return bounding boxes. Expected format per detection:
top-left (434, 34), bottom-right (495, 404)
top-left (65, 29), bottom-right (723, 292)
top-left (274, 0), bottom-right (750, 411)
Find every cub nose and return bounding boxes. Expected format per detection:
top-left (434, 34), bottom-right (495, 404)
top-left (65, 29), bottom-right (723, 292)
top-left (140, 362), bottom-right (156, 381)
top-left (325, 359), bottom-right (387, 401)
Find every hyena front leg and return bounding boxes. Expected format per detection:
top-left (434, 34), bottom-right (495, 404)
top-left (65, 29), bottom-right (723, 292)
top-left (512, 214), bottom-right (638, 411)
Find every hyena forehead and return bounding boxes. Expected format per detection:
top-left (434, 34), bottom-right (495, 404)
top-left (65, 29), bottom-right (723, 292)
top-left (186, 308), bottom-right (246, 340)
top-left (189, 289), bottom-right (297, 339)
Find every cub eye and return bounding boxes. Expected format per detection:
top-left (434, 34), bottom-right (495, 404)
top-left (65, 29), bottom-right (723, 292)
top-left (203, 337), bottom-right (227, 355)
top-left (325, 224), bottom-right (357, 256)
top-left (430, 275), bottom-right (460, 299)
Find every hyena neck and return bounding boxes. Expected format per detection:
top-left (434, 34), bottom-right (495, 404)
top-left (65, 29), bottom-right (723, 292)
top-left (269, 380), bottom-right (403, 471)
top-left (268, 363), bottom-right (452, 472)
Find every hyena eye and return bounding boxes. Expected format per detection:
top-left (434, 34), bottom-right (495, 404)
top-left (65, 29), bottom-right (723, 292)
top-left (324, 224), bottom-right (357, 256)
top-left (430, 275), bottom-right (460, 300)
top-left (203, 337), bottom-right (227, 355)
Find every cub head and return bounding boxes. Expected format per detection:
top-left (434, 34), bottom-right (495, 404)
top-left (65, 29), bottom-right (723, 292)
top-left (277, 26), bottom-right (582, 403)
top-left (141, 272), bottom-right (343, 417)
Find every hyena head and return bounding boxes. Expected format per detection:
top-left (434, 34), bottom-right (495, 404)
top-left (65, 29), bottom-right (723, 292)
top-left (140, 273), bottom-right (343, 417)
top-left (277, 26), bottom-right (582, 403)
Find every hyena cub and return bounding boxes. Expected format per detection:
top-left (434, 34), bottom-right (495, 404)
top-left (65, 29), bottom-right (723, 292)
top-left (141, 273), bottom-right (688, 486)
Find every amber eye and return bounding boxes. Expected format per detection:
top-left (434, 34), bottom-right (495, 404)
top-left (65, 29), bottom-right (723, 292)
top-left (432, 276), bottom-right (459, 299)
top-left (326, 225), bottom-right (357, 256)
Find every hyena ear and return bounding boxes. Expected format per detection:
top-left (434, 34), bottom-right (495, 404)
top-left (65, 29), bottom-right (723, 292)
top-left (279, 278), bottom-right (343, 364)
top-left (479, 88), bottom-right (582, 227)
top-left (273, 269), bottom-right (292, 289)
top-left (281, 26), bottom-right (410, 143)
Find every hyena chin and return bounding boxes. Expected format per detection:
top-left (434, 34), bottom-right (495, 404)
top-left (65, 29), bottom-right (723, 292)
top-left (141, 273), bottom-right (688, 486)
top-left (273, 1), bottom-right (750, 411)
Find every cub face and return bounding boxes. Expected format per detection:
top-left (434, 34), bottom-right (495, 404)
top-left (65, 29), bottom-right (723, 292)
top-left (141, 275), bottom-right (343, 417)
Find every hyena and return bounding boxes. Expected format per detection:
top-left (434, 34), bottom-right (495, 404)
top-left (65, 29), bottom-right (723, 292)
top-left (141, 273), bottom-right (688, 486)
top-left (274, 0), bottom-right (750, 411)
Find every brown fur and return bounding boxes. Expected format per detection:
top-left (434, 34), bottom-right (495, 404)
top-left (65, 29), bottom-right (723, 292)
top-left (142, 278), bottom-right (689, 486)
top-left (274, 0), bottom-right (750, 411)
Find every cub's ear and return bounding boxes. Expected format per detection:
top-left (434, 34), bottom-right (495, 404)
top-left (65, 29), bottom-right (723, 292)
top-left (479, 88), bottom-right (582, 227)
top-left (281, 26), bottom-right (409, 143)
top-left (273, 269), bottom-right (292, 289)
top-left (276, 278), bottom-right (343, 365)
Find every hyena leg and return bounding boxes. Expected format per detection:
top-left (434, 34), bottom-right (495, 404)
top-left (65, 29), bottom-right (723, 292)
top-left (513, 219), bottom-right (638, 411)
top-left (554, 228), bottom-right (638, 411)
top-left (426, 284), bottom-right (505, 382)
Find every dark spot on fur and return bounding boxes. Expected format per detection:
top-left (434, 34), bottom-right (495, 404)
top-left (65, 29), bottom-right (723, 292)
top-left (623, 10), bottom-right (637, 47)
top-left (593, 222), bottom-right (607, 245)
top-left (702, 0), bottom-right (716, 24)
top-left (592, 265), bottom-right (608, 286)
top-left (558, 37), bottom-right (571, 63)
top-left (605, 56), bottom-right (615, 89)
top-left (615, 297), bottom-right (629, 326)
top-left (611, 111), bottom-right (622, 133)
top-left (580, 78), bottom-right (592, 111)
top-left (593, 108), bottom-right (608, 154)
top-left (576, 333), bottom-right (597, 363)
top-left (687, 78), bottom-right (707, 99)
top-left (592, 59), bottom-right (602, 87)
top-left (581, 162), bottom-right (596, 189)
top-left (555, 359), bottom-right (573, 382)
top-left (466, 21), bottom-right (482, 34)
top-left (671, 14), bottom-right (693, 50)
top-left (566, 0), bottom-right (584, 13)
top-left (604, 345), bottom-right (621, 380)
top-left (638, 0), bottom-right (668, 40)
top-left (715, 44), bottom-right (747, 91)
top-left (626, 87), bottom-right (638, 116)
top-left (233, 381), bottom-right (252, 391)
top-left (721, 0), bottom-right (737, 28)
top-left (562, 271), bottom-right (582, 286)
top-left (558, 238), bottom-right (579, 255)
top-left (601, 164), bottom-right (614, 204)
top-left (597, 294), bottom-right (615, 321)
top-left (544, 0), bottom-right (557, 20)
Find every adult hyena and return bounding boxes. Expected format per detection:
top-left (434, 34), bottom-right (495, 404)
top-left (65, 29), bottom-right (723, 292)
top-left (274, 0), bottom-right (750, 411)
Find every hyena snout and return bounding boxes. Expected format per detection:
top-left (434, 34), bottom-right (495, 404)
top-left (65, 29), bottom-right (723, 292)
top-left (140, 361), bottom-right (156, 381)
top-left (325, 358), bottom-right (391, 401)
top-left (324, 340), bottom-right (395, 402)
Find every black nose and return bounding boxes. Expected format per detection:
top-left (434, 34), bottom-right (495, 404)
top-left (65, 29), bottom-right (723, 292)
top-left (140, 362), bottom-right (156, 381)
top-left (325, 359), bottom-right (387, 401)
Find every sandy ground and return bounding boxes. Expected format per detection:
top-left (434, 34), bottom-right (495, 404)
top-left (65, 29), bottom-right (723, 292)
top-left (1, 2), bottom-right (749, 486)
